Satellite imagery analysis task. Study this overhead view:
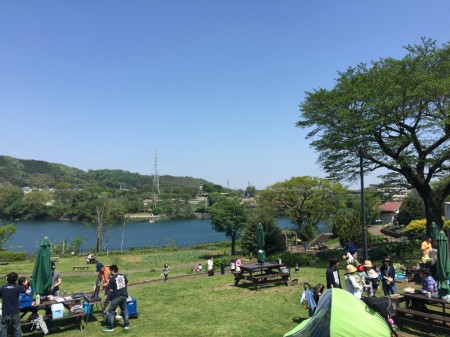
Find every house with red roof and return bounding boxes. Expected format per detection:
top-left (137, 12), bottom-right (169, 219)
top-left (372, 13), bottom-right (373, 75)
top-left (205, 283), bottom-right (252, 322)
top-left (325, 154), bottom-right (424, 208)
top-left (378, 201), bottom-right (403, 224)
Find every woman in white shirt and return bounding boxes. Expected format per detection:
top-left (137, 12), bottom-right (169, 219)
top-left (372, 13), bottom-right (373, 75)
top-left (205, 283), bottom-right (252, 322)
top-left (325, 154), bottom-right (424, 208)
top-left (344, 264), bottom-right (362, 299)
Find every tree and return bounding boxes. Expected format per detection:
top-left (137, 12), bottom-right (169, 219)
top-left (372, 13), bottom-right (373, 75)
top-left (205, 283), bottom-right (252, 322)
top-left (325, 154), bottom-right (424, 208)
top-left (0, 184), bottom-right (23, 219)
top-left (94, 194), bottom-right (127, 253)
top-left (0, 224), bottom-right (16, 250)
top-left (297, 38), bottom-right (450, 234)
top-left (240, 206), bottom-right (285, 257)
top-left (257, 176), bottom-right (346, 241)
top-left (397, 194), bottom-right (425, 226)
top-left (208, 195), bottom-right (248, 255)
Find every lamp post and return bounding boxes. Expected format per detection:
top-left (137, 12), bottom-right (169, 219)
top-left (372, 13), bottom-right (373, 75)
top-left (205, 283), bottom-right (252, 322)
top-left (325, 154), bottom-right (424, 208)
top-left (356, 147), bottom-right (368, 261)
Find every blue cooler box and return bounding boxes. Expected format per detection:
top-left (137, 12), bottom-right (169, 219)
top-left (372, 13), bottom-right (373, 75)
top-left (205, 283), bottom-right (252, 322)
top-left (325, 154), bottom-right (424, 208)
top-left (19, 290), bottom-right (33, 307)
top-left (126, 297), bottom-right (138, 318)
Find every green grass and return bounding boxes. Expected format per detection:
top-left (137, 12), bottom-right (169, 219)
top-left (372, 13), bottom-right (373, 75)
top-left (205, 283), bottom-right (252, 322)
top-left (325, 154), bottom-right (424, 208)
top-left (1, 254), bottom-right (446, 337)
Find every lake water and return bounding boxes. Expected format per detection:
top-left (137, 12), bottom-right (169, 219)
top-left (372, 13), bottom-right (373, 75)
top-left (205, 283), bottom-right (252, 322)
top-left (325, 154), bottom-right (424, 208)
top-left (3, 218), bottom-right (328, 254)
top-left (3, 218), bottom-right (305, 253)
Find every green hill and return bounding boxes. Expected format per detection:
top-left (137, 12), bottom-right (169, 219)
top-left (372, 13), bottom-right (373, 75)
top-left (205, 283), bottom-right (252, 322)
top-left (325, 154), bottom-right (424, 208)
top-left (0, 155), bottom-right (213, 191)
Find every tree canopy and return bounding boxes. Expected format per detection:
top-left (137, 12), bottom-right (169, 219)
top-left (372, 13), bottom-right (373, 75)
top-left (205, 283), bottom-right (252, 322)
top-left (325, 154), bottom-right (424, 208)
top-left (257, 176), bottom-right (346, 241)
top-left (297, 38), bottom-right (450, 233)
top-left (208, 195), bottom-right (248, 255)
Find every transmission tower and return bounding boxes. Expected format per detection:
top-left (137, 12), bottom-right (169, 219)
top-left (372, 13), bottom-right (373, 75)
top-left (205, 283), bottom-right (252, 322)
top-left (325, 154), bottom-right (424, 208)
top-left (152, 151), bottom-right (160, 212)
top-left (153, 151), bottom-right (160, 195)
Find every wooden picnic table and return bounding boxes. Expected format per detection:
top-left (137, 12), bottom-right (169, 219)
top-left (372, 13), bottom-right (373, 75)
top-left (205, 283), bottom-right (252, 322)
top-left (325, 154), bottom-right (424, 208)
top-left (394, 292), bottom-right (450, 334)
top-left (233, 262), bottom-right (290, 290)
top-left (20, 298), bottom-right (88, 333)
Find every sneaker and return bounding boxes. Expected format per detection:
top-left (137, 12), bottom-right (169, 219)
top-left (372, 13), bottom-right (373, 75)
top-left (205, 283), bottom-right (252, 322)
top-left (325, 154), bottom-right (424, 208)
top-left (124, 326), bottom-right (130, 330)
top-left (102, 328), bottom-right (114, 332)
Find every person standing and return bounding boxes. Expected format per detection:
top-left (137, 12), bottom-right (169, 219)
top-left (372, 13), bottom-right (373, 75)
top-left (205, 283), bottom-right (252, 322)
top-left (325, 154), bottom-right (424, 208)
top-left (207, 257), bottom-right (214, 276)
top-left (421, 237), bottom-right (432, 259)
top-left (162, 264), bottom-right (170, 282)
top-left (103, 265), bottom-right (129, 332)
top-left (0, 272), bottom-right (30, 337)
top-left (344, 265), bottom-right (362, 299)
top-left (325, 257), bottom-right (341, 289)
top-left (95, 263), bottom-right (111, 314)
top-left (51, 261), bottom-right (62, 296)
top-left (380, 257), bottom-right (397, 296)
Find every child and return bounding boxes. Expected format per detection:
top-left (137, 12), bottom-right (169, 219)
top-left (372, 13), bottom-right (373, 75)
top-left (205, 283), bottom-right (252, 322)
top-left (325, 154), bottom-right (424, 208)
top-left (162, 264), bottom-right (170, 282)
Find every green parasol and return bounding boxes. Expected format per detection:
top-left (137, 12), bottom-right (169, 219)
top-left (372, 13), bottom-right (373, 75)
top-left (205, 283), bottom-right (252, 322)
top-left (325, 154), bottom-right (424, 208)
top-left (431, 222), bottom-right (439, 245)
top-left (437, 230), bottom-right (450, 297)
top-left (31, 236), bottom-right (52, 296)
top-left (257, 223), bottom-right (266, 264)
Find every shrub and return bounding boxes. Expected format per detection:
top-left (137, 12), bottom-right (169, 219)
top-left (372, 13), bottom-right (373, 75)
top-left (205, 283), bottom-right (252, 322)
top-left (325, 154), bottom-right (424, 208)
top-left (0, 251), bottom-right (28, 261)
top-left (268, 252), bottom-right (316, 267)
top-left (404, 218), bottom-right (450, 234)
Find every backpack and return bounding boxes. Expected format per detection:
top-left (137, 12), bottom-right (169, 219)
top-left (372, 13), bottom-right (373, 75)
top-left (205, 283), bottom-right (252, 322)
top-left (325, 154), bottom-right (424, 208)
top-left (346, 242), bottom-right (357, 255)
top-left (371, 277), bottom-right (379, 288)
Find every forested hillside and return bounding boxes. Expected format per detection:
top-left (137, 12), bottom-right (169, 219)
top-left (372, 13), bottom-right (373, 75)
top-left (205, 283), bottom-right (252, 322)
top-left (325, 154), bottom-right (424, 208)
top-left (0, 155), bottom-right (211, 191)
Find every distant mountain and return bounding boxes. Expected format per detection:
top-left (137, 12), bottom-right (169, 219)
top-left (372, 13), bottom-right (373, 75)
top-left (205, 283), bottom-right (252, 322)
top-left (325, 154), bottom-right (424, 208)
top-left (0, 155), bottom-right (212, 190)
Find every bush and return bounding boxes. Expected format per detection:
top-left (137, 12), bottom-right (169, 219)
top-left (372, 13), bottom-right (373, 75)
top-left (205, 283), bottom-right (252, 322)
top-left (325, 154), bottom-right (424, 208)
top-left (0, 251), bottom-right (28, 261)
top-left (368, 240), bottom-right (418, 262)
top-left (404, 218), bottom-right (450, 234)
top-left (268, 252), bottom-right (316, 267)
top-left (315, 249), bottom-right (346, 264)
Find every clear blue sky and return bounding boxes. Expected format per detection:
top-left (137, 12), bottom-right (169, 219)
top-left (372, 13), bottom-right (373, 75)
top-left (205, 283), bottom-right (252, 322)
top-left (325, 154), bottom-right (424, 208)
top-left (1, 1), bottom-right (449, 190)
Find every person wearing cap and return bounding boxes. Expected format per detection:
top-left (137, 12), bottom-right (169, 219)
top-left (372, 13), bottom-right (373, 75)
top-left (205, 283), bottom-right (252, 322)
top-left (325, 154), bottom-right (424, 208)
top-left (360, 260), bottom-right (379, 297)
top-left (103, 264), bottom-right (129, 332)
top-left (380, 257), bottom-right (397, 296)
top-left (420, 267), bottom-right (437, 295)
top-left (96, 263), bottom-right (111, 314)
top-left (51, 261), bottom-right (62, 296)
top-left (344, 264), bottom-right (362, 299)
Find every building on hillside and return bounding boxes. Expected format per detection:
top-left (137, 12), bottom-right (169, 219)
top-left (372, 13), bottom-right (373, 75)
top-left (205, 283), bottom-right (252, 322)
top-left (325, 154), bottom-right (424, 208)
top-left (378, 201), bottom-right (403, 224)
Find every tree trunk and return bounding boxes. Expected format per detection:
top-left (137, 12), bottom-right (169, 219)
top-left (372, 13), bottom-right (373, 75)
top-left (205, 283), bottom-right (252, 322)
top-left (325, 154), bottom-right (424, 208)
top-left (231, 236), bottom-right (236, 255)
top-left (415, 186), bottom-right (444, 237)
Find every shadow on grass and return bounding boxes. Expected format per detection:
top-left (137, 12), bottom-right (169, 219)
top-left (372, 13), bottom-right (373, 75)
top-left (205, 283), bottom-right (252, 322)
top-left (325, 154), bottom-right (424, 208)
top-left (291, 316), bottom-right (307, 324)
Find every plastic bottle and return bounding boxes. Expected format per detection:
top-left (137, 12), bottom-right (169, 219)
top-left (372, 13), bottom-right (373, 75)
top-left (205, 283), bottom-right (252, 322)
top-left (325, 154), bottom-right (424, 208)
top-left (36, 293), bottom-right (41, 305)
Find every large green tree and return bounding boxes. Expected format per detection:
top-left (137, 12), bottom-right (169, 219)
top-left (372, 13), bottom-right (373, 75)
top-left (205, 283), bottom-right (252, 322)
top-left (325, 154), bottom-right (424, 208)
top-left (297, 38), bottom-right (450, 234)
top-left (208, 195), bottom-right (248, 255)
top-left (257, 176), bottom-right (346, 241)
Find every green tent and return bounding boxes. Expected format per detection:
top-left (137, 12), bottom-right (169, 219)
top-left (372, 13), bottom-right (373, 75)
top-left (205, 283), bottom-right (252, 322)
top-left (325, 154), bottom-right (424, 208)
top-left (31, 236), bottom-right (52, 296)
top-left (431, 222), bottom-right (439, 245)
top-left (284, 288), bottom-right (391, 337)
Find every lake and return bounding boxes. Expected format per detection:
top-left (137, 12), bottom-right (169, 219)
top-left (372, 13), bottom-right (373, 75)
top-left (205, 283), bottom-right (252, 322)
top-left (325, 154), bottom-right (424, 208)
top-left (4, 218), bottom-right (308, 254)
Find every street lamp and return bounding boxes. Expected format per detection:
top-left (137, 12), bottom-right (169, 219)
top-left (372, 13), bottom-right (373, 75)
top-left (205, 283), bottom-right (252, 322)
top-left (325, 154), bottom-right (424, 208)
top-left (356, 147), bottom-right (368, 261)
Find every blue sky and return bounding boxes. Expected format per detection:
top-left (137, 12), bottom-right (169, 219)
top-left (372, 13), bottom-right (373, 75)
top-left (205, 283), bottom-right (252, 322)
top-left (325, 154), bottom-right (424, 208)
top-left (1, 1), bottom-right (449, 190)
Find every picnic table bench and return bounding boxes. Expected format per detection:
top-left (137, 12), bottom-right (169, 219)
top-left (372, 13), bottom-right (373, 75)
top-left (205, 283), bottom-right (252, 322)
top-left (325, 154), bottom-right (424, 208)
top-left (395, 292), bottom-right (450, 334)
top-left (73, 266), bottom-right (89, 271)
top-left (0, 259), bottom-right (10, 265)
top-left (234, 262), bottom-right (290, 290)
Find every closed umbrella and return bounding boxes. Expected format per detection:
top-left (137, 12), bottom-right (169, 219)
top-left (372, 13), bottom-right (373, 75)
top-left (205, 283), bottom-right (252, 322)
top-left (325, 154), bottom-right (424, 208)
top-left (431, 222), bottom-right (439, 245)
top-left (437, 230), bottom-right (450, 297)
top-left (257, 223), bottom-right (266, 264)
top-left (31, 236), bottom-right (52, 296)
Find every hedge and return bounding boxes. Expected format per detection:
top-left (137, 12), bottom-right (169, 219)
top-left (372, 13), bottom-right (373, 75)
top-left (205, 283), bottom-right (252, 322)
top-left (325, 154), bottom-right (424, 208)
top-left (0, 251), bottom-right (28, 262)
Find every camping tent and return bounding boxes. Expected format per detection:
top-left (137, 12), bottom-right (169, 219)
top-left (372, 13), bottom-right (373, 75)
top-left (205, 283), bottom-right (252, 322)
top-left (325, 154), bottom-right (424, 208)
top-left (284, 288), bottom-right (391, 337)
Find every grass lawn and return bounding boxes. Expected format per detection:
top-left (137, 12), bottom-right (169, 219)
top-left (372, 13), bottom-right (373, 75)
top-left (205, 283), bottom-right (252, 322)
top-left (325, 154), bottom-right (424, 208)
top-left (2, 254), bottom-right (447, 337)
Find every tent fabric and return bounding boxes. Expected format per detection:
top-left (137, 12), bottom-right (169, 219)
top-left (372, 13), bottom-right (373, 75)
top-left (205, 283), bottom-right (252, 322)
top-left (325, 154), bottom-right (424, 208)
top-left (284, 288), bottom-right (391, 337)
top-left (31, 236), bottom-right (52, 295)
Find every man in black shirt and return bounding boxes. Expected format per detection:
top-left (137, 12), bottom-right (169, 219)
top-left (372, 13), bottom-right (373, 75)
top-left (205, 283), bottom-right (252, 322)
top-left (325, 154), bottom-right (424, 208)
top-left (0, 272), bottom-right (30, 337)
top-left (103, 265), bottom-right (129, 332)
top-left (325, 257), bottom-right (342, 289)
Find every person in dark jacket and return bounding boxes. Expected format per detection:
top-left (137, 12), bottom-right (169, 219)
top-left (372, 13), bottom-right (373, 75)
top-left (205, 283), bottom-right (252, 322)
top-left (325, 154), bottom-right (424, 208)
top-left (0, 272), bottom-right (30, 337)
top-left (325, 257), bottom-right (341, 289)
top-left (103, 265), bottom-right (129, 332)
top-left (380, 257), bottom-right (397, 295)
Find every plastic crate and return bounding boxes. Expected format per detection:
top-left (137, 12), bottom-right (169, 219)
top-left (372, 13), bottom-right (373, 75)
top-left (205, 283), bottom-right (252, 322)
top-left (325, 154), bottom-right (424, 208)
top-left (19, 290), bottom-right (33, 307)
top-left (126, 297), bottom-right (138, 318)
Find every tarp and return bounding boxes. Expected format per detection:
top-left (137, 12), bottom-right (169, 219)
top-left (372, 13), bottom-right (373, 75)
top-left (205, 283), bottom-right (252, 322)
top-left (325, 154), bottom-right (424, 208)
top-left (284, 288), bottom-right (391, 337)
top-left (31, 236), bottom-right (52, 295)
top-left (437, 230), bottom-right (450, 297)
